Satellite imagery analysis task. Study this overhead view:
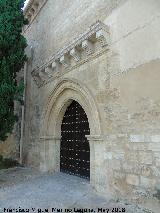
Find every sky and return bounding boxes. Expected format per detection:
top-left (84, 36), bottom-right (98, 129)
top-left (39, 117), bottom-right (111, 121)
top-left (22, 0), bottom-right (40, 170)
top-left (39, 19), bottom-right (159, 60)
top-left (24, 0), bottom-right (29, 8)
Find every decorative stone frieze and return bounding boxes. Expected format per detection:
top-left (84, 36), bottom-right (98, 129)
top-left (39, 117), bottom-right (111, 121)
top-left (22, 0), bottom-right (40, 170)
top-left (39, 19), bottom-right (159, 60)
top-left (39, 69), bottom-right (49, 81)
top-left (82, 40), bottom-right (94, 55)
top-left (60, 55), bottom-right (70, 68)
top-left (70, 48), bottom-right (81, 62)
top-left (96, 29), bottom-right (109, 47)
top-left (51, 62), bottom-right (57, 70)
top-left (51, 61), bottom-right (61, 74)
top-left (44, 67), bottom-right (53, 77)
top-left (31, 21), bottom-right (110, 87)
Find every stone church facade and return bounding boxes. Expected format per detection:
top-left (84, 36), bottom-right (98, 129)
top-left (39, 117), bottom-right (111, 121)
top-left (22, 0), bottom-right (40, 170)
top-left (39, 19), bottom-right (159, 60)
top-left (1, 0), bottom-right (160, 202)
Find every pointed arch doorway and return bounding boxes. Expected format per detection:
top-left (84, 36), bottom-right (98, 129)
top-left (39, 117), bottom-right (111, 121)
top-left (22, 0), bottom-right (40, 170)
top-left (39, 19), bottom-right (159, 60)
top-left (60, 100), bottom-right (90, 179)
top-left (40, 79), bottom-right (108, 193)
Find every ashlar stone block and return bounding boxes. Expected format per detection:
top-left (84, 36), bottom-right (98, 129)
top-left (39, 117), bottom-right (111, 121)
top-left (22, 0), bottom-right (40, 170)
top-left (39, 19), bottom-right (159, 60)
top-left (114, 171), bottom-right (125, 180)
top-left (151, 135), bottom-right (160, 143)
top-left (104, 152), bottom-right (112, 160)
top-left (139, 152), bottom-right (153, 165)
top-left (155, 158), bottom-right (160, 167)
top-left (126, 174), bottom-right (140, 186)
top-left (140, 176), bottom-right (156, 189)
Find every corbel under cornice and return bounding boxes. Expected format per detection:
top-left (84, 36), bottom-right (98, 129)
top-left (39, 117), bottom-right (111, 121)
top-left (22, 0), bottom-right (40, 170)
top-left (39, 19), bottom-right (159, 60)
top-left (31, 21), bottom-right (110, 88)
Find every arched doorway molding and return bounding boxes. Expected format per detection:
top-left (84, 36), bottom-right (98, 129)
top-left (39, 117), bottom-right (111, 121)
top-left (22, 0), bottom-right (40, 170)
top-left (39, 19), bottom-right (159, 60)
top-left (40, 78), bottom-right (107, 191)
top-left (42, 78), bottom-right (101, 137)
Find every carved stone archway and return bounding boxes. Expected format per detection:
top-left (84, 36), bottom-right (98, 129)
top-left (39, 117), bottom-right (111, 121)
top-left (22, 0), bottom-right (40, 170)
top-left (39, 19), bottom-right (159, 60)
top-left (39, 78), bottom-right (107, 192)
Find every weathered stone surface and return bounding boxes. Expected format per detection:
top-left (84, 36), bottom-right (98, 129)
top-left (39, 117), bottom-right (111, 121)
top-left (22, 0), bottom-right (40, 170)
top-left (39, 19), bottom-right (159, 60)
top-left (141, 165), bottom-right (152, 177)
top-left (104, 152), bottom-right (113, 160)
top-left (126, 174), bottom-right (140, 186)
top-left (113, 171), bottom-right (126, 180)
top-left (130, 135), bottom-right (145, 143)
top-left (140, 176), bottom-right (156, 189)
top-left (155, 158), bottom-right (160, 167)
top-left (151, 166), bottom-right (160, 177)
top-left (111, 159), bottom-right (122, 170)
top-left (139, 152), bottom-right (153, 165)
top-left (1, 0), bottom-right (160, 206)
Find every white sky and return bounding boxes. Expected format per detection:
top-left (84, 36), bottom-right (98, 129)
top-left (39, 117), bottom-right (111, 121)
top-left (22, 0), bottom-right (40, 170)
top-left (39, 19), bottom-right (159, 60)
top-left (24, 0), bottom-right (30, 8)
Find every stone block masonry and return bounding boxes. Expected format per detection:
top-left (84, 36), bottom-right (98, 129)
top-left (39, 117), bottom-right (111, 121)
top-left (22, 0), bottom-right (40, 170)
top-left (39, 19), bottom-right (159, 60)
top-left (3, 0), bottom-right (158, 209)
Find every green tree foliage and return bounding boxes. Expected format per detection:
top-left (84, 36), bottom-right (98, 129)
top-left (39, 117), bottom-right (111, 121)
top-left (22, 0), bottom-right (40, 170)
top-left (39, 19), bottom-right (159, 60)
top-left (0, 0), bottom-right (28, 141)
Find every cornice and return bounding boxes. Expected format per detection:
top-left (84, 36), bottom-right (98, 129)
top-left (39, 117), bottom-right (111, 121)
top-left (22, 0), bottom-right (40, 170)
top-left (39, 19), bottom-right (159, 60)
top-left (23, 0), bottom-right (34, 14)
top-left (31, 21), bottom-right (110, 88)
top-left (23, 0), bottom-right (48, 31)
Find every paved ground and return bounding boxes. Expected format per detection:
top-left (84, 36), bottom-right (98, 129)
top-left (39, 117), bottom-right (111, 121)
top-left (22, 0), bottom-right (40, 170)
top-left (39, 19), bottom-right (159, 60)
top-left (0, 167), bottom-right (154, 213)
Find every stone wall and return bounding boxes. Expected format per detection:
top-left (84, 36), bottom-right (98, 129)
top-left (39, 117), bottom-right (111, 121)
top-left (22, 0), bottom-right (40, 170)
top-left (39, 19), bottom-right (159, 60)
top-left (0, 135), bottom-right (19, 159)
top-left (22, 0), bottom-right (160, 206)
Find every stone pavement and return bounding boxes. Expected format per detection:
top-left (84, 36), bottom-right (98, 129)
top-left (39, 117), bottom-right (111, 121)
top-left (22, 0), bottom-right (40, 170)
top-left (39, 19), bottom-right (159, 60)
top-left (0, 168), bottom-right (154, 213)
